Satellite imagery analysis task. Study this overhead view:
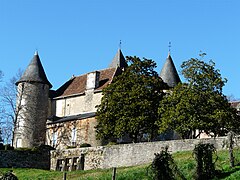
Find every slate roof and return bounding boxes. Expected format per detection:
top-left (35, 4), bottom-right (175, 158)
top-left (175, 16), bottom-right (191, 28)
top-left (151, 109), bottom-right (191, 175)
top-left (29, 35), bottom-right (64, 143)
top-left (16, 52), bottom-right (52, 88)
top-left (109, 49), bottom-right (128, 69)
top-left (47, 112), bottom-right (96, 124)
top-left (52, 67), bottom-right (119, 98)
top-left (160, 54), bottom-right (181, 88)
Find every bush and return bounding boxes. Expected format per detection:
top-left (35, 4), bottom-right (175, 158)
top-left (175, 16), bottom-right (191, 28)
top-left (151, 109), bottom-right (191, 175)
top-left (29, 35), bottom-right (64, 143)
top-left (4, 144), bottom-right (14, 150)
top-left (148, 146), bottom-right (185, 180)
top-left (0, 143), bottom-right (4, 150)
top-left (14, 147), bottom-right (33, 151)
top-left (193, 143), bottom-right (216, 180)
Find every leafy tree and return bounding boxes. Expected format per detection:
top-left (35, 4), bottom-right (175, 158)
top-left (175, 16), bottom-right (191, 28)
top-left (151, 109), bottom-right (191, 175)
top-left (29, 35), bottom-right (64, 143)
top-left (157, 53), bottom-right (239, 138)
top-left (96, 56), bottom-right (166, 143)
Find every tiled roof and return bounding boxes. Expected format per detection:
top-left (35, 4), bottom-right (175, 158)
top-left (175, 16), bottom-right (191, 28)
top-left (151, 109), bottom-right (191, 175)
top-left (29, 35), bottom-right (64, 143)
top-left (160, 54), bottom-right (181, 88)
top-left (16, 51), bottom-right (52, 88)
top-left (52, 68), bottom-right (118, 98)
top-left (109, 49), bottom-right (128, 69)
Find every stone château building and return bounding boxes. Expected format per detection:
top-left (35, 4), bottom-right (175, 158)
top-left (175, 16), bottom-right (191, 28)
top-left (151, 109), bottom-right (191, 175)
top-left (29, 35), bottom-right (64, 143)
top-left (13, 49), bottom-right (180, 149)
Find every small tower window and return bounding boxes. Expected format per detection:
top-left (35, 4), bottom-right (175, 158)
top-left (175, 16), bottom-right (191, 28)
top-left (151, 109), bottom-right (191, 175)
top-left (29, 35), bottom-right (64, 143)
top-left (16, 138), bottom-right (22, 148)
top-left (71, 127), bottom-right (77, 146)
top-left (52, 131), bottom-right (58, 147)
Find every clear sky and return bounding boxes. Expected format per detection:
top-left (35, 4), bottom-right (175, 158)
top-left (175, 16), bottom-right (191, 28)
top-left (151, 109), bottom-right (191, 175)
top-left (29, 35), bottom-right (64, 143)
top-left (1, 0), bottom-right (239, 99)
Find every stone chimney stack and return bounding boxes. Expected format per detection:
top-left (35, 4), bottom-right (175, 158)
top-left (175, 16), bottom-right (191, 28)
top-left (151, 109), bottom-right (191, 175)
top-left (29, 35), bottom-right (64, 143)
top-left (86, 71), bottom-right (100, 90)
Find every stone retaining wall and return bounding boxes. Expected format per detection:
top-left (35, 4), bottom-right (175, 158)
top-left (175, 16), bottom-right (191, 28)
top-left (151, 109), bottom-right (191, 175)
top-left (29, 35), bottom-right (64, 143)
top-left (51, 137), bottom-right (230, 171)
top-left (0, 149), bottom-right (50, 169)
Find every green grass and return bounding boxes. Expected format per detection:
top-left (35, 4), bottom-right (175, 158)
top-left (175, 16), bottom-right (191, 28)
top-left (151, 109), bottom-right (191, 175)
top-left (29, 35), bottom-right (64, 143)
top-left (1, 149), bottom-right (240, 179)
top-left (0, 165), bottom-right (150, 180)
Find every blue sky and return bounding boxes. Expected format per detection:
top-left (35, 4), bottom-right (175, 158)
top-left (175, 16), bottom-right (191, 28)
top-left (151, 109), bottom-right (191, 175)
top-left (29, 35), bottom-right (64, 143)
top-left (1, 0), bottom-right (239, 99)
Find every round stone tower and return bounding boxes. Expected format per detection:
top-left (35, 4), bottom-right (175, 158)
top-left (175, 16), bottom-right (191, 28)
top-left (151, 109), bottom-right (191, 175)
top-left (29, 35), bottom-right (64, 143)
top-left (13, 51), bottom-right (52, 148)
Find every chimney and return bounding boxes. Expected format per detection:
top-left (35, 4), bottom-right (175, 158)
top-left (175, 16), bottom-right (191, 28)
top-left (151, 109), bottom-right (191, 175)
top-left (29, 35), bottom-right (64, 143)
top-left (86, 71), bottom-right (100, 90)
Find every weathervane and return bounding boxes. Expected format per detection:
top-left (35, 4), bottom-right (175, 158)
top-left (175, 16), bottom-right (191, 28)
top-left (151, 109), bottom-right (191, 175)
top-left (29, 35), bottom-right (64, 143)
top-left (35, 49), bottom-right (38, 55)
top-left (168, 41), bottom-right (171, 55)
top-left (119, 40), bottom-right (122, 50)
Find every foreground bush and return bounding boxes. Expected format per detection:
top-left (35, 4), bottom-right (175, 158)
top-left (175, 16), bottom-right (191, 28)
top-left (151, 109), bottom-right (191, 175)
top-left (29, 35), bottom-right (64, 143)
top-left (148, 146), bottom-right (185, 180)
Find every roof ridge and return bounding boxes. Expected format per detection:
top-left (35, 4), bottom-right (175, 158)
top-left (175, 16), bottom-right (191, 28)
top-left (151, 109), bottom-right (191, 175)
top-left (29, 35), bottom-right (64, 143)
top-left (72, 67), bottom-right (117, 78)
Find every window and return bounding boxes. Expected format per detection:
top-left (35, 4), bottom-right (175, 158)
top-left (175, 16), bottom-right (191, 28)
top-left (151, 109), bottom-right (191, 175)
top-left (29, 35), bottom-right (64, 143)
top-left (52, 131), bottom-right (58, 146)
top-left (71, 127), bottom-right (77, 146)
top-left (16, 138), bottom-right (22, 148)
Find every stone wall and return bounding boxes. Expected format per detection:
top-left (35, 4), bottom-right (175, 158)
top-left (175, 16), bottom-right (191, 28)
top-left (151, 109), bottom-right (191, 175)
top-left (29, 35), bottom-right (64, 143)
top-left (0, 149), bottom-right (50, 169)
top-left (51, 137), bottom-right (230, 171)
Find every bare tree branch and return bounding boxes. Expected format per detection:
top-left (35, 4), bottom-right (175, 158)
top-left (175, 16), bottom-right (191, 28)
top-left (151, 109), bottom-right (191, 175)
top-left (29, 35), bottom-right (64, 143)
top-left (0, 69), bottom-right (23, 144)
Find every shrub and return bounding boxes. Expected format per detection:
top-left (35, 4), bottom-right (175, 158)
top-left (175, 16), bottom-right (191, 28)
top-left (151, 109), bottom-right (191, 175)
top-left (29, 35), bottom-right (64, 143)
top-left (193, 143), bottom-right (216, 180)
top-left (14, 147), bottom-right (33, 151)
top-left (4, 144), bottom-right (14, 150)
top-left (0, 143), bottom-right (4, 150)
top-left (148, 146), bottom-right (186, 180)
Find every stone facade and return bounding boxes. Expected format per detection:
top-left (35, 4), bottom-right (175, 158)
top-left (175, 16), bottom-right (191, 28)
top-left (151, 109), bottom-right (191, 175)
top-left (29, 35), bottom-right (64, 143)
top-left (51, 137), bottom-right (231, 171)
top-left (52, 91), bottom-right (102, 117)
top-left (46, 68), bottom-right (117, 149)
top-left (46, 116), bottom-right (101, 149)
top-left (13, 82), bottom-right (50, 148)
top-left (13, 52), bottom-right (52, 148)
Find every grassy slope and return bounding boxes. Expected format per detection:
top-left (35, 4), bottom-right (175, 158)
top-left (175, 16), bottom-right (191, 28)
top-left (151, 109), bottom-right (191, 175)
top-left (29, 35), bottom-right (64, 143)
top-left (1, 149), bottom-right (240, 180)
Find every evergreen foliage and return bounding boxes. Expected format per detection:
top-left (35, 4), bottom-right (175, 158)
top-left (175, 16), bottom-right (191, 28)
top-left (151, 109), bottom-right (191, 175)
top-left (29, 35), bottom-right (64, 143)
top-left (96, 56), bottom-right (166, 142)
top-left (157, 53), bottom-right (240, 138)
top-left (193, 143), bottom-right (216, 180)
top-left (148, 146), bottom-right (186, 180)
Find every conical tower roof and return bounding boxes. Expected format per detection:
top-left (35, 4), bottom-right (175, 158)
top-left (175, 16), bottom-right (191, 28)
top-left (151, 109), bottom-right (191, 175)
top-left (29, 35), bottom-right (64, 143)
top-left (16, 51), bottom-right (52, 88)
top-left (109, 49), bottom-right (128, 68)
top-left (160, 54), bottom-right (181, 88)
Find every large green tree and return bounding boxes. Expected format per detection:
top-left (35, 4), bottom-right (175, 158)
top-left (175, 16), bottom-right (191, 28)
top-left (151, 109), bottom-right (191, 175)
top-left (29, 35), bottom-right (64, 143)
top-left (96, 56), bottom-right (166, 143)
top-left (157, 53), bottom-right (239, 138)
